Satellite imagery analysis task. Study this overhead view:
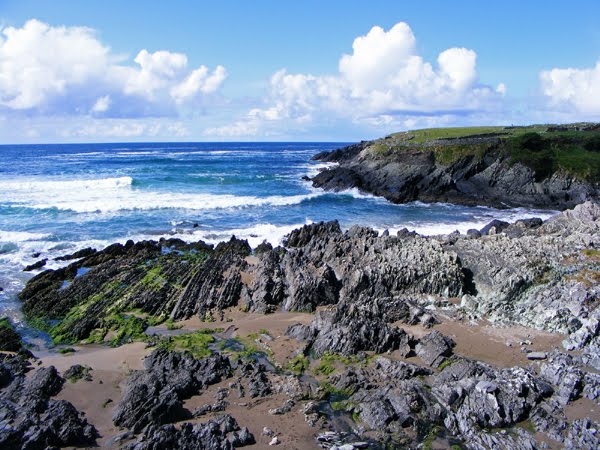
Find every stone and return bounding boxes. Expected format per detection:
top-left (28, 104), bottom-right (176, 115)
top-left (527, 352), bottom-right (547, 360)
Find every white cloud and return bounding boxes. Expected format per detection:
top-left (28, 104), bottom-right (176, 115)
top-left (62, 119), bottom-right (190, 138)
top-left (170, 65), bottom-right (227, 103)
top-left (91, 95), bottom-right (111, 113)
top-left (206, 22), bottom-right (503, 137)
top-left (0, 19), bottom-right (227, 116)
top-left (0, 19), bottom-right (110, 109)
top-left (540, 61), bottom-right (600, 116)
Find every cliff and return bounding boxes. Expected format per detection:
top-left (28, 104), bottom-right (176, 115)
top-left (312, 123), bottom-right (600, 209)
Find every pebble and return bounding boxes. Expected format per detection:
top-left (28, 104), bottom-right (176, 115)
top-left (262, 427), bottom-right (274, 437)
top-left (527, 351), bottom-right (547, 360)
top-left (269, 436), bottom-right (280, 446)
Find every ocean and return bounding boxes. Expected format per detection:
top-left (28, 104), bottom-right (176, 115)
top-left (0, 142), bottom-right (557, 339)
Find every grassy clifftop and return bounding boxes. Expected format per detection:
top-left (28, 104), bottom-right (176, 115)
top-left (367, 123), bottom-right (600, 182)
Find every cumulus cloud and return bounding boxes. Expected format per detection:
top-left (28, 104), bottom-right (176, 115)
top-left (540, 61), bottom-right (600, 116)
top-left (0, 19), bottom-right (227, 116)
top-left (206, 22), bottom-right (503, 137)
top-left (171, 65), bottom-right (227, 103)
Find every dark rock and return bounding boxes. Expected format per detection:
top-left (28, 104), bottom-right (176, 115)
top-left (310, 136), bottom-right (599, 210)
top-left (564, 418), bottom-right (600, 449)
top-left (240, 362), bottom-right (272, 398)
top-left (64, 364), bottom-right (93, 382)
top-left (241, 248), bottom-right (285, 313)
top-left (113, 349), bottom-right (232, 432)
top-left (516, 217), bottom-right (543, 229)
top-left (283, 220), bottom-right (342, 248)
top-left (301, 304), bottom-right (412, 357)
top-left (480, 219), bottom-right (510, 236)
top-left (0, 363), bottom-right (97, 449)
top-left (55, 247), bottom-right (96, 261)
top-left (415, 330), bottom-right (455, 367)
top-left (0, 318), bottom-right (24, 352)
top-left (466, 228), bottom-right (482, 239)
top-left (124, 414), bottom-right (254, 449)
top-left (23, 258), bottom-right (47, 271)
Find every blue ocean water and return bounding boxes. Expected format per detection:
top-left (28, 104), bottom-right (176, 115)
top-left (0, 142), bottom-right (556, 332)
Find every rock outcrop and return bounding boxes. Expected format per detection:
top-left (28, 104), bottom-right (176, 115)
top-left (14, 199), bottom-right (600, 449)
top-left (311, 127), bottom-right (600, 209)
top-left (0, 355), bottom-right (97, 449)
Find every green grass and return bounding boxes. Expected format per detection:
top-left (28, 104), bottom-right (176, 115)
top-left (374, 124), bottom-right (600, 181)
top-left (392, 126), bottom-right (510, 143)
top-left (287, 354), bottom-right (309, 375)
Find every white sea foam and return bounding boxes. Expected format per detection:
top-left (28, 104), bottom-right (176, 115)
top-left (96, 222), bottom-right (312, 253)
top-left (190, 221), bottom-right (312, 248)
top-left (377, 207), bottom-right (558, 236)
top-left (0, 174), bottom-right (323, 213)
top-left (0, 230), bottom-right (51, 243)
top-left (300, 162), bottom-right (338, 178)
top-left (336, 187), bottom-right (383, 200)
top-left (0, 176), bottom-right (133, 192)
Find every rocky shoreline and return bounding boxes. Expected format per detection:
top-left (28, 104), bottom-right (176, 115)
top-left (311, 126), bottom-right (600, 210)
top-left (1, 201), bottom-right (599, 449)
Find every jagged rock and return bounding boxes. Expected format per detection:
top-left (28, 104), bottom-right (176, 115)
top-left (64, 364), bottom-right (93, 382)
top-left (269, 399), bottom-right (294, 415)
top-left (241, 249), bottom-right (285, 313)
top-left (113, 349), bottom-right (232, 432)
top-left (23, 258), bottom-right (47, 271)
top-left (284, 221), bottom-right (342, 247)
top-left (55, 247), bottom-right (96, 261)
top-left (564, 418), bottom-right (600, 449)
top-left (294, 303), bottom-right (412, 357)
top-left (125, 414), bottom-right (255, 449)
top-left (170, 238), bottom-right (251, 320)
top-left (466, 229), bottom-right (482, 239)
top-left (311, 135), bottom-right (600, 209)
top-left (480, 219), bottom-right (510, 235)
top-left (415, 330), bottom-right (455, 367)
top-left (0, 362), bottom-right (97, 449)
top-left (0, 318), bottom-right (25, 352)
top-left (240, 362), bottom-right (272, 398)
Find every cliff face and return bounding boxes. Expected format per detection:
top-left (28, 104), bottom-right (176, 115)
top-left (312, 126), bottom-right (600, 209)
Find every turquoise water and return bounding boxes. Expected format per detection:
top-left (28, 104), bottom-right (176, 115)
top-left (0, 142), bottom-right (556, 332)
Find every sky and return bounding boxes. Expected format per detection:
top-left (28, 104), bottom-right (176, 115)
top-left (1, 0), bottom-right (600, 143)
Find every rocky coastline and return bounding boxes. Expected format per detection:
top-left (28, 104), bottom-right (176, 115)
top-left (1, 200), bottom-right (599, 449)
top-left (311, 125), bottom-right (600, 210)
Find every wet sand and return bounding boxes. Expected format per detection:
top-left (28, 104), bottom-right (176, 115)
top-left (36, 342), bottom-right (150, 447)
top-left (398, 318), bottom-right (565, 368)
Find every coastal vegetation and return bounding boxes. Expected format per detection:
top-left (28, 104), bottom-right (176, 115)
top-left (372, 123), bottom-right (600, 181)
top-left (313, 122), bottom-right (600, 209)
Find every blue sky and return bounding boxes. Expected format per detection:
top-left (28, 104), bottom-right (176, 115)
top-left (1, 0), bottom-right (600, 142)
